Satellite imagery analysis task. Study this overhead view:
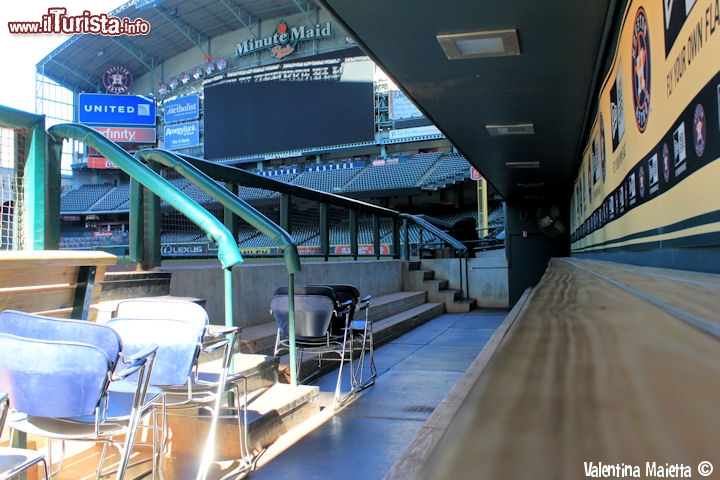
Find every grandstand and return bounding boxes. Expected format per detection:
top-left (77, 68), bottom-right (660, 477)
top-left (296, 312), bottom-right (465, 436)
top-left (59, 150), bottom-right (502, 256)
top-left (60, 183), bottom-right (114, 213)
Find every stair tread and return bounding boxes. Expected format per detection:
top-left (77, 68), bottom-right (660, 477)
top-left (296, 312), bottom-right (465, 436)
top-left (240, 291), bottom-right (427, 345)
top-left (374, 302), bottom-right (444, 326)
top-left (247, 383), bottom-right (318, 416)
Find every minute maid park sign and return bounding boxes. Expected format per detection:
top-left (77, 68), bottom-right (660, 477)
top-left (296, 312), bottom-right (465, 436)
top-left (235, 20), bottom-right (333, 60)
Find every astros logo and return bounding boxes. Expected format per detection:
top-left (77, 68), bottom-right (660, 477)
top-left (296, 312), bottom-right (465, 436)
top-left (631, 7), bottom-right (650, 133)
top-left (103, 66), bottom-right (133, 95)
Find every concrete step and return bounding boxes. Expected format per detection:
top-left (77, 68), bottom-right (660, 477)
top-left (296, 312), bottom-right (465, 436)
top-left (197, 349), bottom-right (279, 398)
top-left (404, 261), bottom-right (476, 314)
top-left (434, 287), bottom-right (460, 305)
top-left (446, 297), bottom-right (477, 313)
top-left (274, 301), bottom-right (445, 383)
top-left (240, 321), bottom-right (279, 355)
top-left (232, 353), bottom-right (279, 395)
top-left (244, 383), bottom-right (320, 453)
top-left (166, 382), bottom-right (319, 461)
top-left (372, 302), bottom-right (446, 344)
top-left (366, 291), bottom-right (428, 324)
top-left (406, 260), bottom-right (422, 270)
top-left (239, 291), bottom-right (429, 358)
top-left (404, 268), bottom-right (435, 291)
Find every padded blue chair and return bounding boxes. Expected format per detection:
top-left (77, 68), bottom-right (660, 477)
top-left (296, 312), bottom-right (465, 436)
top-left (0, 310), bottom-right (162, 480)
top-left (1, 391), bottom-right (50, 480)
top-left (110, 299), bottom-right (249, 480)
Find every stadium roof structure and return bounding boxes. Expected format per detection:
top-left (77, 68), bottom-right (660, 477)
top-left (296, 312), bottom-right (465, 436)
top-left (316, 0), bottom-right (627, 203)
top-left (37, 0), bottom-right (627, 205)
top-left (36, 0), bottom-right (323, 95)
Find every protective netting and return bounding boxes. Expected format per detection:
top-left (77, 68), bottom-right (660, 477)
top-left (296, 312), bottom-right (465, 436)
top-left (156, 165), bottom-right (398, 260)
top-left (0, 127), bottom-right (26, 250)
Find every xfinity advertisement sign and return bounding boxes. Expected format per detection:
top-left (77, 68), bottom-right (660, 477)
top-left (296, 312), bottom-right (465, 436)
top-left (79, 93), bottom-right (156, 125)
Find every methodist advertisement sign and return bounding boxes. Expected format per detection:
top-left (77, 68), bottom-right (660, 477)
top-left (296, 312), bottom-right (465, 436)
top-left (164, 121), bottom-right (199, 150)
top-left (79, 93), bottom-right (156, 125)
top-left (164, 94), bottom-right (199, 123)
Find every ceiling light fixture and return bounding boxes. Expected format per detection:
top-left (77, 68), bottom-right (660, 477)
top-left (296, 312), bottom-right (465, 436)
top-left (486, 123), bottom-right (535, 136)
top-left (437, 28), bottom-right (520, 59)
top-left (505, 161), bottom-right (540, 168)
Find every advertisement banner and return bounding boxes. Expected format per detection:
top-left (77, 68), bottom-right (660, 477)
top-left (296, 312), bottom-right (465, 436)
top-left (87, 156), bottom-right (119, 169)
top-left (164, 121), bottom-right (199, 150)
top-left (389, 89), bottom-right (424, 120)
top-left (571, 0), bottom-right (720, 253)
top-left (387, 125), bottom-right (442, 141)
top-left (91, 126), bottom-right (156, 143)
top-left (160, 243), bottom-right (208, 256)
top-left (79, 93), bottom-right (156, 125)
top-left (164, 94), bottom-right (199, 123)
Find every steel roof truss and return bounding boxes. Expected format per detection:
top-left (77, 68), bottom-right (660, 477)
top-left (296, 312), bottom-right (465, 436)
top-left (218, 0), bottom-right (260, 39)
top-left (154, 5), bottom-right (210, 56)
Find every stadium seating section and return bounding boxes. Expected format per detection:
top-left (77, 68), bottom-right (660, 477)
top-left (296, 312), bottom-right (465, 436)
top-left (59, 152), bottom-right (504, 252)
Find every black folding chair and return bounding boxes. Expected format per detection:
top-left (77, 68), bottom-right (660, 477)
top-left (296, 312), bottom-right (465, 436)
top-left (271, 285), bottom-right (352, 405)
top-left (312, 285), bottom-right (376, 394)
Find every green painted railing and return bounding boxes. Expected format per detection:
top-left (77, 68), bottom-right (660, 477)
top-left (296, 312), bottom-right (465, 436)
top-left (137, 149), bottom-right (300, 274)
top-left (47, 124), bottom-right (243, 329)
top-left (137, 148), bottom-right (303, 384)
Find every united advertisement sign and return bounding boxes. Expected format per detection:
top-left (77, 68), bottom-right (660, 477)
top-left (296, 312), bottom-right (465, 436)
top-left (79, 93), bottom-right (156, 125)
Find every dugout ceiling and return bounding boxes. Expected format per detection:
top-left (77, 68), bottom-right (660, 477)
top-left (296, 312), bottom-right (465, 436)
top-left (315, 0), bottom-right (626, 203)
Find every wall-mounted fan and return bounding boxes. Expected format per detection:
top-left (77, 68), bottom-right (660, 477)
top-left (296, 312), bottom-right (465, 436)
top-left (536, 204), bottom-right (566, 237)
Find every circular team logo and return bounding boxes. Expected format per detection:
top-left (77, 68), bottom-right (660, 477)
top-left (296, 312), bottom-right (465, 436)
top-left (103, 65), bottom-right (133, 94)
top-left (662, 143), bottom-right (670, 183)
top-left (631, 7), bottom-right (651, 133)
top-left (693, 103), bottom-right (706, 157)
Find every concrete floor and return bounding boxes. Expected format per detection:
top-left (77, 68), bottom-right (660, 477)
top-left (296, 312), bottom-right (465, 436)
top-left (249, 308), bottom-right (508, 480)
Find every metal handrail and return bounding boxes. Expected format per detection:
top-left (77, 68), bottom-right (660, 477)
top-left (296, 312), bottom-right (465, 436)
top-left (400, 213), bottom-right (469, 259)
